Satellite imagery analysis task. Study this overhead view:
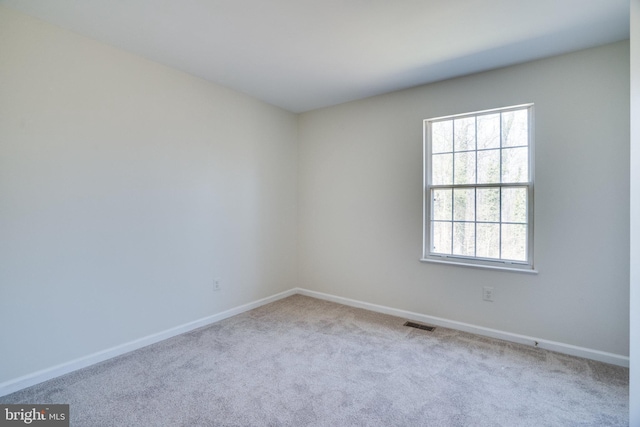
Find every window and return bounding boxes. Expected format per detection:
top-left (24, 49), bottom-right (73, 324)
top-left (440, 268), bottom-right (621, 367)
top-left (422, 104), bottom-right (535, 271)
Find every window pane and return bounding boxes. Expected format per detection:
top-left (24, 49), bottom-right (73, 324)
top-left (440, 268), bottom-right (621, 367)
top-left (477, 113), bottom-right (500, 149)
top-left (501, 147), bottom-right (528, 183)
top-left (502, 110), bottom-right (528, 147)
top-left (454, 117), bottom-right (475, 152)
top-left (501, 187), bottom-right (527, 223)
top-left (432, 120), bottom-right (453, 153)
top-left (425, 105), bottom-right (533, 268)
top-left (453, 188), bottom-right (475, 221)
top-left (501, 224), bottom-right (527, 261)
top-left (432, 153), bottom-right (453, 185)
top-left (476, 223), bottom-right (500, 259)
top-left (453, 222), bottom-right (475, 256)
top-left (477, 149), bottom-right (500, 184)
top-left (432, 221), bottom-right (452, 254)
top-left (477, 187), bottom-right (500, 222)
top-left (432, 189), bottom-right (452, 221)
top-left (454, 151), bottom-right (476, 184)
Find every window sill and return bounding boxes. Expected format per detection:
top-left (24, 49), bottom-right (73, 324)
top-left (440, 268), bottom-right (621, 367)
top-left (420, 257), bottom-right (538, 274)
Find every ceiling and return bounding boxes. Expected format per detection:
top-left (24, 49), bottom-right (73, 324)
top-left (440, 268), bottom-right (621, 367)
top-left (0, 0), bottom-right (630, 113)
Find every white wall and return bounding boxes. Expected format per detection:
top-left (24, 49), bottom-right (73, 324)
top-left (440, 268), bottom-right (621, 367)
top-left (630, 0), bottom-right (639, 423)
top-left (0, 3), bottom-right (632, 395)
top-left (299, 41), bottom-right (630, 357)
top-left (0, 7), bottom-right (298, 384)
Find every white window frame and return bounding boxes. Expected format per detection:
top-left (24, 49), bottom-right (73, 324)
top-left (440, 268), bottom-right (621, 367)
top-left (422, 104), bottom-right (536, 273)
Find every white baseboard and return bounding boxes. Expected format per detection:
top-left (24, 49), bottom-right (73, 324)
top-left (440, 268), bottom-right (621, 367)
top-left (0, 289), bottom-right (297, 397)
top-left (295, 288), bottom-right (630, 368)
top-left (1, 286), bottom-right (628, 397)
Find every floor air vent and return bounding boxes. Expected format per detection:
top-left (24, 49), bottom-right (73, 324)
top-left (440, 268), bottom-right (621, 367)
top-left (404, 321), bottom-right (435, 332)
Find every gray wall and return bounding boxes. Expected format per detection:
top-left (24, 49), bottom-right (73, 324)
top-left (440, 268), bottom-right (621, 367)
top-left (298, 41), bottom-right (630, 357)
top-left (630, 0), bottom-right (639, 423)
top-left (0, 7), bottom-right (298, 384)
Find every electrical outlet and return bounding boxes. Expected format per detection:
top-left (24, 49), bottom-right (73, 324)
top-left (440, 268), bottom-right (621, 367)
top-left (483, 286), bottom-right (494, 302)
top-left (213, 278), bottom-right (221, 291)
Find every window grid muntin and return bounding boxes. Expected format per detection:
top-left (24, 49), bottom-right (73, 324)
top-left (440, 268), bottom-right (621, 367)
top-left (424, 104), bottom-right (533, 269)
top-left (430, 184), bottom-right (529, 261)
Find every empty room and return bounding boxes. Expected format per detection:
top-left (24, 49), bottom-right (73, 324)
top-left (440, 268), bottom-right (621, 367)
top-left (1, 1), bottom-right (638, 426)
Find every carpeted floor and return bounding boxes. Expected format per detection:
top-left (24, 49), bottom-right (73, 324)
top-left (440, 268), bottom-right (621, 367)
top-left (1, 295), bottom-right (629, 426)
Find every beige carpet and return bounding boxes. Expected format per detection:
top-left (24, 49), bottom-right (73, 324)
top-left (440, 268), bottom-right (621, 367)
top-left (1, 295), bottom-right (629, 426)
